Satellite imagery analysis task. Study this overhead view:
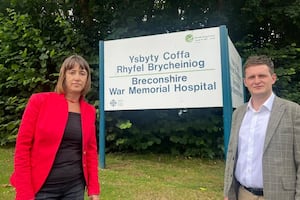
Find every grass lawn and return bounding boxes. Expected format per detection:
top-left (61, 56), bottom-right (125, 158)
top-left (0, 146), bottom-right (225, 200)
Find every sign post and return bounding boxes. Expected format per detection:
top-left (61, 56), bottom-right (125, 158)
top-left (99, 41), bottom-right (105, 168)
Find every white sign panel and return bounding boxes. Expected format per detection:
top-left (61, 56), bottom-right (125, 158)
top-left (228, 37), bottom-right (244, 108)
top-left (104, 27), bottom-right (223, 110)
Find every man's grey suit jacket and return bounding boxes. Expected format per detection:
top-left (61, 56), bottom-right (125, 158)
top-left (224, 96), bottom-right (300, 200)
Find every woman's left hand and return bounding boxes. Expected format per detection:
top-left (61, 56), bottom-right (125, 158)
top-left (89, 195), bottom-right (99, 200)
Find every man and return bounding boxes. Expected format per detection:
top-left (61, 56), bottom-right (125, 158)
top-left (224, 55), bottom-right (300, 200)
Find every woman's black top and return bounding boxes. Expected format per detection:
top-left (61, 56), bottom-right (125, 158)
top-left (43, 112), bottom-right (84, 186)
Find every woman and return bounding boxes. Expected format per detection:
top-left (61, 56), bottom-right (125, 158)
top-left (10, 55), bottom-right (100, 200)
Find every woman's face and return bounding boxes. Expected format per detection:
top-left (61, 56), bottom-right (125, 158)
top-left (64, 63), bottom-right (88, 95)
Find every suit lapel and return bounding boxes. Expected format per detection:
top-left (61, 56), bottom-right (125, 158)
top-left (263, 97), bottom-right (285, 152)
top-left (79, 100), bottom-right (89, 145)
top-left (232, 105), bottom-right (247, 151)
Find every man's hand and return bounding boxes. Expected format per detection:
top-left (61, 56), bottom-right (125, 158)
top-left (224, 197), bottom-right (228, 200)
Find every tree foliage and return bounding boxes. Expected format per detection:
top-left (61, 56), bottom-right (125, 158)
top-left (105, 108), bottom-right (224, 158)
top-left (1, 0), bottom-right (299, 158)
top-left (0, 7), bottom-right (91, 145)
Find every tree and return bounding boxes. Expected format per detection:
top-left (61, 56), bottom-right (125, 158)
top-left (230, 0), bottom-right (300, 103)
top-left (1, 0), bottom-right (299, 157)
top-left (0, 7), bottom-right (91, 145)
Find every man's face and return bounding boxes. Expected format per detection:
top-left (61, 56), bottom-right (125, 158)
top-left (244, 64), bottom-right (276, 98)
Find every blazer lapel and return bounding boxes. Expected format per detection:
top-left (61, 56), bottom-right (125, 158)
top-left (232, 105), bottom-right (247, 151)
top-left (263, 97), bottom-right (285, 152)
top-left (79, 100), bottom-right (90, 144)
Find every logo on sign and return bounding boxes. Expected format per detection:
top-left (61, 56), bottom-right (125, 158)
top-left (185, 34), bottom-right (194, 42)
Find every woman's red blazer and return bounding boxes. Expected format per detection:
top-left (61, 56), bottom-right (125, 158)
top-left (10, 92), bottom-right (100, 200)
